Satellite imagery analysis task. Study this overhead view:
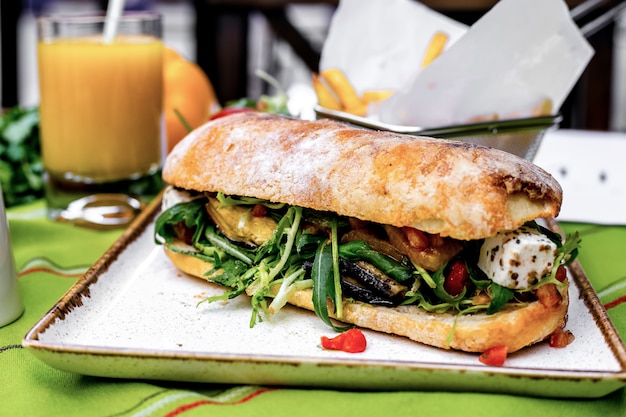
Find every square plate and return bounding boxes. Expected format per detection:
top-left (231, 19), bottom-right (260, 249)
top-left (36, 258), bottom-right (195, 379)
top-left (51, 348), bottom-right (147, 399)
top-left (23, 197), bottom-right (626, 398)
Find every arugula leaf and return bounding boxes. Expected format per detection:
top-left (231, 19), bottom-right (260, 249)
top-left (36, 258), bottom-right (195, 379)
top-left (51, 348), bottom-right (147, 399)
top-left (268, 206), bottom-right (302, 279)
top-left (242, 206), bottom-right (304, 325)
top-left (268, 268), bottom-right (309, 313)
top-left (254, 205), bottom-right (298, 262)
top-left (164, 241), bottom-right (216, 263)
top-left (206, 259), bottom-right (253, 292)
top-left (223, 97), bottom-right (258, 109)
top-left (254, 69), bottom-right (291, 116)
top-left (311, 240), bottom-right (338, 329)
top-left (309, 226), bottom-right (352, 331)
top-left (412, 263), bottom-right (437, 289)
top-left (401, 290), bottom-right (455, 314)
top-left (558, 231), bottom-right (581, 266)
top-left (338, 240), bottom-right (414, 283)
top-left (430, 263), bottom-right (468, 306)
top-left (222, 70), bottom-right (291, 117)
top-left (467, 262), bottom-right (491, 290)
top-left (330, 216), bottom-right (343, 319)
top-left (216, 192), bottom-right (285, 210)
top-left (154, 199), bottom-right (207, 244)
top-left (295, 232), bottom-right (326, 256)
top-left (204, 225), bottom-right (254, 265)
top-left (487, 283), bottom-right (514, 315)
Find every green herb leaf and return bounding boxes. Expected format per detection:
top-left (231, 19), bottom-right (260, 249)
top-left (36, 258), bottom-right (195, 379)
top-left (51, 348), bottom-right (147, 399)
top-left (487, 283), bottom-right (514, 315)
top-left (431, 263), bottom-right (468, 305)
top-left (204, 225), bottom-right (254, 265)
top-left (330, 216), bottom-right (343, 319)
top-left (295, 232), bottom-right (326, 256)
top-left (154, 199), bottom-right (207, 244)
top-left (467, 262), bottom-right (491, 290)
top-left (558, 231), bottom-right (581, 266)
top-left (223, 97), bottom-right (258, 109)
top-left (254, 69), bottom-right (290, 116)
top-left (268, 268), bottom-right (309, 313)
top-left (412, 263), bottom-right (437, 289)
top-left (311, 240), bottom-right (338, 329)
top-left (401, 290), bottom-right (455, 314)
top-left (216, 191), bottom-right (285, 210)
top-left (339, 240), bottom-right (414, 283)
top-left (0, 106), bottom-right (44, 207)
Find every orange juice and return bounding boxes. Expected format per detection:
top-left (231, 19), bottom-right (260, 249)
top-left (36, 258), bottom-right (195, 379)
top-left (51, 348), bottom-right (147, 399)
top-left (38, 35), bottom-right (163, 183)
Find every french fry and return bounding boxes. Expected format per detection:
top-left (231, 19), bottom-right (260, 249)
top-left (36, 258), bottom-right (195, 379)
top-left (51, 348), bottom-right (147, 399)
top-left (313, 32), bottom-right (450, 116)
top-left (346, 101), bottom-right (368, 117)
top-left (532, 98), bottom-right (553, 116)
top-left (361, 89), bottom-right (395, 104)
top-left (421, 31), bottom-right (449, 69)
top-left (312, 74), bottom-right (342, 110)
top-left (320, 68), bottom-right (367, 115)
top-left (466, 113), bottom-right (499, 123)
top-left (314, 69), bottom-right (391, 116)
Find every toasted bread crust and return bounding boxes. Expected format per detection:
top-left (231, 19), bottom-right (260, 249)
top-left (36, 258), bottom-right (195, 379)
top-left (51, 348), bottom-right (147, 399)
top-left (283, 288), bottom-right (568, 353)
top-left (165, 246), bottom-right (568, 353)
top-left (163, 112), bottom-right (561, 240)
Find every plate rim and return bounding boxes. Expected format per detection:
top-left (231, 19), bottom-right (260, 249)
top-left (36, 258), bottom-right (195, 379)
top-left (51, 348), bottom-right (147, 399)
top-left (22, 195), bottom-right (626, 396)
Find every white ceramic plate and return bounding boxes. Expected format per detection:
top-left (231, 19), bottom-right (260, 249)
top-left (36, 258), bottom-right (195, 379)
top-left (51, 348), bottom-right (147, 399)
top-left (23, 198), bottom-right (626, 398)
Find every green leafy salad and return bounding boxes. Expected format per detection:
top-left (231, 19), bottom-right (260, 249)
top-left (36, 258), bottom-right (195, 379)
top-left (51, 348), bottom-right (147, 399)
top-left (154, 190), bottom-right (581, 332)
top-left (0, 106), bottom-right (44, 207)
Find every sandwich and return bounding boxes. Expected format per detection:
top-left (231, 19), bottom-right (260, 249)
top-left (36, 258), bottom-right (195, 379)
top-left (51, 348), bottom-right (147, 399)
top-left (154, 112), bottom-right (580, 355)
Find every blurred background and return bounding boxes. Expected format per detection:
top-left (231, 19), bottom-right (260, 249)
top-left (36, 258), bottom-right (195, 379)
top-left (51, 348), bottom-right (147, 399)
top-left (2, 0), bottom-right (626, 130)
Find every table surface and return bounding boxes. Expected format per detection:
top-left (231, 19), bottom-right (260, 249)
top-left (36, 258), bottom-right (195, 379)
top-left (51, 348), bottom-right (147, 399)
top-left (1, 200), bottom-right (625, 417)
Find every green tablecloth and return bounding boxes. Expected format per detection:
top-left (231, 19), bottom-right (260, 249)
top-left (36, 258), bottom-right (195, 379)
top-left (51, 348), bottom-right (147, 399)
top-left (2, 201), bottom-right (626, 416)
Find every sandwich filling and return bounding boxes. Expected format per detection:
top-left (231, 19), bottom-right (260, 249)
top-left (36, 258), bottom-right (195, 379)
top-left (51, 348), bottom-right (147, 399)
top-left (155, 186), bottom-right (580, 332)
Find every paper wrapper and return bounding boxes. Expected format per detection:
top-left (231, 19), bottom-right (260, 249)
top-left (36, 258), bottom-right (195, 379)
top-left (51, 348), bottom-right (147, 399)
top-left (319, 0), bottom-right (594, 128)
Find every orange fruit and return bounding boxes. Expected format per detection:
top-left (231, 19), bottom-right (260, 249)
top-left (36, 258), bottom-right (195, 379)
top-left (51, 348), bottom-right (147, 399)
top-left (163, 47), bottom-right (219, 152)
top-left (163, 46), bottom-right (183, 63)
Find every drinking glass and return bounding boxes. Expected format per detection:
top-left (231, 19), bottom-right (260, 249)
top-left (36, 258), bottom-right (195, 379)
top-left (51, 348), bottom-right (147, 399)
top-left (37, 12), bottom-right (164, 228)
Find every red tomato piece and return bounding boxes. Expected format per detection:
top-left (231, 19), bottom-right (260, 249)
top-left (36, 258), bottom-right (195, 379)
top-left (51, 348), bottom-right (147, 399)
top-left (444, 259), bottom-right (470, 297)
top-left (320, 328), bottom-right (367, 353)
top-left (209, 107), bottom-right (255, 120)
top-left (479, 345), bottom-right (508, 367)
top-left (549, 328), bottom-right (575, 348)
top-left (555, 265), bottom-right (567, 282)
top-left (250, 204), bottom-right (267, 217)
top-left (536, 283), bottom-right (561, 308)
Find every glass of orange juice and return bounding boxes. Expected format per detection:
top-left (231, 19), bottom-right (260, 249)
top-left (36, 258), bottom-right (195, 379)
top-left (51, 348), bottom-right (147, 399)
top-left (37, 12), bottom-right (164, 227)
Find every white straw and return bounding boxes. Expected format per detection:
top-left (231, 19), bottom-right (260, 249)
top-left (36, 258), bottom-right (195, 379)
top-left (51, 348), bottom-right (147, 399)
top-left (103, 0), bottom-right (125, 44)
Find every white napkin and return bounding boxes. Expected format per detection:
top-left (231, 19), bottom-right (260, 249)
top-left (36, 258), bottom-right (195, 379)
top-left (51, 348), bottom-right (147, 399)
top-left (319, 0), bottom-right (467, 95)
top-left (533, 130), bottom-right (626, 225)
top-left (320, 0), bottom-right (594, 128)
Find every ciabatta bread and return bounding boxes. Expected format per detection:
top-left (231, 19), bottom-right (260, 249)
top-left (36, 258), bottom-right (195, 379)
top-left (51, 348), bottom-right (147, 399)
top-left (163, 112), bottom-right (561, 241)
